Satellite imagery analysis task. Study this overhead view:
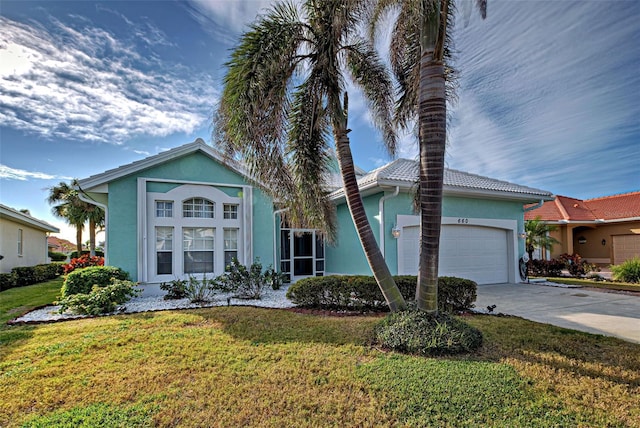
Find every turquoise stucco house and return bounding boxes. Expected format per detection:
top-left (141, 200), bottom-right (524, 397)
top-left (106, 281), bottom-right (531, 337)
top-left (77, 139), bottom-right (553, 288)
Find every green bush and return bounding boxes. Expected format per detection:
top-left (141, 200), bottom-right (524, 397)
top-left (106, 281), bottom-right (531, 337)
top-left (1, 263), bottom-right (64, 291)
top-left (438, 276), bottom-right (477, 312)
top-left (0, 272), bottom-right (17, 291)
top-left (69, 250), bottom-right (104, 259)
top-left (559, 253), bottom-right (598, 277)
top-left (12, 266), bottom-right (36, 287)
top-left (286, 275), bottom-right (477, 313)
top-left (212, 259), bottom-right (285, 299)
top-left (160, 278), bottom-right (188, 300)
top-left (528, 259), bottom-right (565, 277)
top-left (610, 257), bottom-right (640, 283)
top-left (58, 279), bottom-right (140, 315)
top-left (374, 308), bottom-right (483, 355)
top-left (48, 251), bottom-right (68, 262)
top-left (61, 266), bottom-right (129, 297)
top-left (185, 275), bottom-right (216, 303)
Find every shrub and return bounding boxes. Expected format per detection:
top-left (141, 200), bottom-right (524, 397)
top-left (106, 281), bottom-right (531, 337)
top-left (212, 259), bottom-right (284, 299)
top-left (58, 279), bottom-right (140, 315)
top-left (528, 259), bottom-right (565, 277)
top-left (69, 250), bottom-right (104, 259)
top-left (61, 266), bottom-right (129, 297)
top-left (610, 257), bottom-right (640, 283)
top-left (1, 263), bottom-right (64, 291)
top-left (48, 251), bottom-right (68, 262)
top-left (185, 275), bottom-right (216, 303)
top-left (63, 254), bottom-right (104, 274)
top-left (559, 253), bottom-right (598, 277)
top-left (374, 308), bottom-right (483, 355)
top-left (286, 275), bottom-right (477, 313)
top-left (0, 273), bottom-right (17, 291)
top-left (438, 276), bottom-right (477, 312)
top-left (160, 278), bottom-right (188, 300)
top-left (264, 266), bottom-right (288, 290)
top-left (12, 266), bottom-right (36, 287)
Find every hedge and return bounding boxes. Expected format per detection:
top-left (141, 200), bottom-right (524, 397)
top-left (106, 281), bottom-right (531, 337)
top-left (0, 263), bottom-right (65, 291)
top-left (286, 275), bottom-right (477, 313)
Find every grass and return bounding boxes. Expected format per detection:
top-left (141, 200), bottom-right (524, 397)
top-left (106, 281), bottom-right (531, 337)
top-left (534, 276), bottom-right (640, 293)
top-left (1, 282), bottom-right (639, 427)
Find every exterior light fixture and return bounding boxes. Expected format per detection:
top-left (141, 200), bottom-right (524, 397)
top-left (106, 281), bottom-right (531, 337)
top-left (518, 231), bottom-right (527, 239)
top-left (601, 239), bottom-right (606, 246)
top-left (391, 225), bottom-right (401, 239)
top-left (578, 236), bottom-right (587, 244)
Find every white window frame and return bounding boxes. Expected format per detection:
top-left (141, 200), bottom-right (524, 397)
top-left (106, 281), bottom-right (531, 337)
top-left (17, 228), bottom-right (23, 256)
top-left (155, 201), bottom-right (173, 218)
top-left (143, 181), bottom-right (249, 283)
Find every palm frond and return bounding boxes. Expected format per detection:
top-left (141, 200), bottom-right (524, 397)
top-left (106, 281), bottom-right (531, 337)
top-left (345, 38), bottom-right (397, 155)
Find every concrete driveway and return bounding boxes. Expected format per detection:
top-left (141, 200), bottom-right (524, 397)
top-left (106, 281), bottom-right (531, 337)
top-left (475, 282), bottom-right (640, 344)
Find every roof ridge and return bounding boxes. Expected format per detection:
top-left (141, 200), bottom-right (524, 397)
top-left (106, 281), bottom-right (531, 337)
top-left (554, 198), bottom-right (572, 220)
top-left (586, 190), bottom-right (640, 202)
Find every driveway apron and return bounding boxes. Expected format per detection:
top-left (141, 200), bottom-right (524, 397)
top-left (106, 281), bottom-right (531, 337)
top-left (475, 283), bottom-right (640, 344)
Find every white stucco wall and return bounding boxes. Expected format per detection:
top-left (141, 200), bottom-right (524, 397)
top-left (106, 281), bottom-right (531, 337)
top-left (0, 218), bottom-right (50, 273)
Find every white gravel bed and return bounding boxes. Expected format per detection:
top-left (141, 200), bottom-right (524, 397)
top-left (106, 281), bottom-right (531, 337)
top-left (11, 284), bottom-right (295, 324)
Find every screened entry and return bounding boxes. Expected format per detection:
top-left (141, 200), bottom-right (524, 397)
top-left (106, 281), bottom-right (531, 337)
top-left (280, 228), bottom-right (325, 281)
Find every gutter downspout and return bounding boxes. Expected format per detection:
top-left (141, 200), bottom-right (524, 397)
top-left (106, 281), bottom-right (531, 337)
top-left (273, 208), bottom-right (289, 269)
top-left (524, 199), bottom-right (545, 212)
top-left (379, 187), bottom-right (400, 258)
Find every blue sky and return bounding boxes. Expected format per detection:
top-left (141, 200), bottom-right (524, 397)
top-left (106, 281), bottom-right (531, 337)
top-left (1, 0), bottom-right (639, 242)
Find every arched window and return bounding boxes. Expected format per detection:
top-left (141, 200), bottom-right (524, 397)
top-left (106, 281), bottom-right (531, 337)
top-left (183, 198), bottom-right (214, 218)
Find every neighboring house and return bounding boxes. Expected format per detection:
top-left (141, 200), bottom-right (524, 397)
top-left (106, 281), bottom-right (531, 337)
top-left (76, 139), bottom-right (553, 288)
top-left (0, 204), bottom-right (60, 273)
top-left (525, 192), bottom-right (640, 265)
top-left (47, 236), bottom-right (76, 254)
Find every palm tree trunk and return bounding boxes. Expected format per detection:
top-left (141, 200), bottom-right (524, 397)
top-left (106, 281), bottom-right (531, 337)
top-left (89, 218), bottom-right (96, 257)
top-left (335, 129), bottom-right (407, 312)
top-left (416, 53), bottom-right (446, 313)
top-left (75, 225), bottom-right (83, 256)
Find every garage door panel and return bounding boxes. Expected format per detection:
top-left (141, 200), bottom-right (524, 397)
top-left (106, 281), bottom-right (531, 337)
top-left (399, 224), bottom-right (509, 284)
top-left (613, 235), bottom-right (640, 265)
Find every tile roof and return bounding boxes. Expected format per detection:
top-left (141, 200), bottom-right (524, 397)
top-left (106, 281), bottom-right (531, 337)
top-left (331, 158), bottom-right (553, 200)
top-left (525, 191), bottom-right (640, 222)
top-left (585, 191), bottom-right (640, 219)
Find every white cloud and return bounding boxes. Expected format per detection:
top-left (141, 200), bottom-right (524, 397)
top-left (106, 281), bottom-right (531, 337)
top-left (0, 16), bottom-right (218, 145)
top-left (407, 0), bottom-right (640, 197)
top-left (189, 0), bottom-right (275, 33)
top-left (0, 164), bottom-right (73, 181)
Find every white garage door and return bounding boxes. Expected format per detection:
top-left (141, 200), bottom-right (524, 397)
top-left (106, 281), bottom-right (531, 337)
top-left (612, 235), bottom-right (640, 265)
top-left (399, 225), bottom-right (509, 284)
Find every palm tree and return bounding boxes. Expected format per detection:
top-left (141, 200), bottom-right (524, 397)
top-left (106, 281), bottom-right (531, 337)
top-left (525, 216), bottom-right (559, 261)
top-left (47, 181), bottom-right (105, 257)
top-left (47, 181), bottom-right (86, 255)
top-left (369, 0), bottom-right (486, 312)
top-left (215, 0), bottom-right (406, 311)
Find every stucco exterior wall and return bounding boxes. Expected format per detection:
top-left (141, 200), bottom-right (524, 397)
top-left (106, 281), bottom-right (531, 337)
top-left (105, 152), bottom-right (275, 281)
top-left (0, 218), bottom-right (49, 273)
top-left (550, 221), bottom-right (640, 264)
top-left (324, 191), bottom-right (527, 276)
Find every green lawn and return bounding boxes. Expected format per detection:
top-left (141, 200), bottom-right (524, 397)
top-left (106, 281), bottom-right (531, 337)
top-left (539, 276), bottom-right (640, 293)
top-left (1, 282), bottom-right (639, 427)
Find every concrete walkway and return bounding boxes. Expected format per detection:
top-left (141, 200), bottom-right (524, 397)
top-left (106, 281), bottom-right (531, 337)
top-left (475, 282), bottom-right (640, 344)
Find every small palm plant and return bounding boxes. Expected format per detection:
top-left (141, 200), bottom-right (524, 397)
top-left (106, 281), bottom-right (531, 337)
top-left (525, 216), bottom-right (559, 261)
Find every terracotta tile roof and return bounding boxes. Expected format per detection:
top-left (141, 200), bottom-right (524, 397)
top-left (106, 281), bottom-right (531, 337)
top-left (48, 236), bottom-right (76, 252)
top-left (585, 191), bottom-right (640, 220)
top-left (525, 191), bottom-right (640, 222)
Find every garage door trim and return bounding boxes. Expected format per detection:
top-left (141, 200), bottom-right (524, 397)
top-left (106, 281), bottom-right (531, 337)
top-left (395, 215), bottom-right (519, 284)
